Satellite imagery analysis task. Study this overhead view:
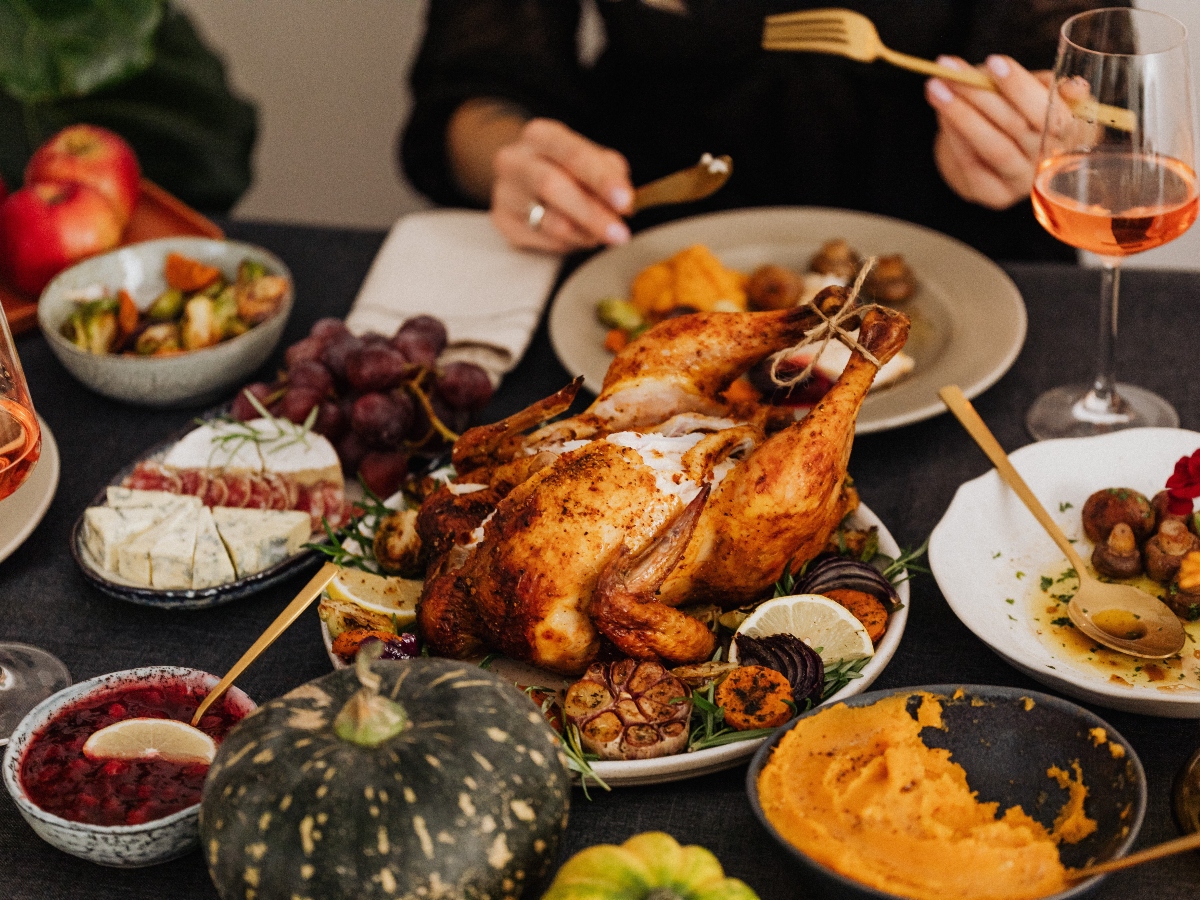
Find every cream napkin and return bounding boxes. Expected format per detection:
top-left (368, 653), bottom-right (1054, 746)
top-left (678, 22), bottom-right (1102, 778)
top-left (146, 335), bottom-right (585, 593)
top-left (345, 209), bottom-right (562, 385)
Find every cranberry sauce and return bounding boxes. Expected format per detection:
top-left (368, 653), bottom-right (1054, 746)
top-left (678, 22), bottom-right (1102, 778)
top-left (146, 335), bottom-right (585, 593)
top-left (20, 679), bottom-right (244, 827)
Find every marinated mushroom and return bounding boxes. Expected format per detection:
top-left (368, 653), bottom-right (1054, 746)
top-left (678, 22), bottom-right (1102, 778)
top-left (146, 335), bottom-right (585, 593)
top-left (1150, 490), bottom-right (1189, 530)
top-left (1144, 519), bottom-right (1200, 584)
top-left (1091, 522), bottom-right (1143, 579)
top-left (808, 238), bottom-right (861, 282)
top-left (863, 254), bottom-right (917, 305)
top-left (1167, 551), bottom-right (1200, 620)
top-left (1081, 488), bottom-right (1155, 544)
top-left (747, 264), bottom-right (803, 311)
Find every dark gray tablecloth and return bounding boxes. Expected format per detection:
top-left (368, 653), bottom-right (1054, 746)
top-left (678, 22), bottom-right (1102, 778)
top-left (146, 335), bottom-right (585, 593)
top-left (3, 220), bottom-right (1199, 899)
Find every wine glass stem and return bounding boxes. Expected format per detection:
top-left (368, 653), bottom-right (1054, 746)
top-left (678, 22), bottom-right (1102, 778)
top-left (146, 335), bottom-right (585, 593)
top-left (1084, 258), bottom-right (1123, 415)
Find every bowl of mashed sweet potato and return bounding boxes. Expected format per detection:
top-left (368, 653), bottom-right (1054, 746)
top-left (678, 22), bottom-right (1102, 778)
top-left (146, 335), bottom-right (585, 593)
top-left (747, 684), bottom-right (1145, 900)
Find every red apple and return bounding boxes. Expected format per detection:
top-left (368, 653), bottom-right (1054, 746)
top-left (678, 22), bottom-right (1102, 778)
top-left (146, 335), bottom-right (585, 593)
top-left (0, 181), bottom-right (123, 296)
top-left (25, 125), bottom-right (141, 225)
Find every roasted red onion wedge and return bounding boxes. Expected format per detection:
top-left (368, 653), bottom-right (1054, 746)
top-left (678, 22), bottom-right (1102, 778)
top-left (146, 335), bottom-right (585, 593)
top-left (563, 659), bottom-right (692, 760)
top-left (733, 633), bottom-right (824, 705)
top-left (794, 554), bottom-right (901, 608)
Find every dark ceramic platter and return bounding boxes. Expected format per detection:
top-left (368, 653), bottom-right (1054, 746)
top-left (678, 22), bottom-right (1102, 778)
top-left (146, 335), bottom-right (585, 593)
top-left (70, 406), bottom-right (328, 610)
top-left (746, 684), bottom-right (1147, 900)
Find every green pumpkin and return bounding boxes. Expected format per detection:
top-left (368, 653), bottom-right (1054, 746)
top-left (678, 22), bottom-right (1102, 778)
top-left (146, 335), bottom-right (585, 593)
top-left (200, 654), bottom-right (571, 900)
top-left (541, 832), bottom-right (759, 900)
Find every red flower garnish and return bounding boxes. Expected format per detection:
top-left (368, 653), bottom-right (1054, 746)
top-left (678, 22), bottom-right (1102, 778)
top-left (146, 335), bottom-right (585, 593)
top-left (1165, 449), bottom-right (1200, 516)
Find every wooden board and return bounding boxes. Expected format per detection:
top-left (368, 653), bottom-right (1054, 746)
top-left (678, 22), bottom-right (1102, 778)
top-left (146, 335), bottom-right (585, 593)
top-left (0, 179), bottom-right (223, 336)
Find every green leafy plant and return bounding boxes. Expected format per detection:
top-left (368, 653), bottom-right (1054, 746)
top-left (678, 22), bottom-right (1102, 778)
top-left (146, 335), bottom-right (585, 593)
top-left (0, 1), bottom-right (163, 106)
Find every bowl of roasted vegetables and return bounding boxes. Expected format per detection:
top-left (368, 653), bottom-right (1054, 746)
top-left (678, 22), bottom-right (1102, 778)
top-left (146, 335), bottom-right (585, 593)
top-left (38, 237), bottom-right (293, 408)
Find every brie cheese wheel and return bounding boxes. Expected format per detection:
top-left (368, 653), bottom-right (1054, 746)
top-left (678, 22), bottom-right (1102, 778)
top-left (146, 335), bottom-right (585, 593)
top-left (163, 422), bottom-right (264, 471)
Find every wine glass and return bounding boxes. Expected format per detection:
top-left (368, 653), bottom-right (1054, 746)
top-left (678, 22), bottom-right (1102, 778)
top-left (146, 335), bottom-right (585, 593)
top-left (0, 304), bottom-right (70, 744)
top-left (1026, 7), bottom-right (1198, 441)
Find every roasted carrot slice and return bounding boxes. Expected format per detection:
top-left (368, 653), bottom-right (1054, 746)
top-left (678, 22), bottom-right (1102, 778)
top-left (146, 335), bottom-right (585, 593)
top-left (716, 665), bottom-right (794, 731)
top-left (116, 289), bottom-right (139, 338)
top-left (330, 627), bottom-right (397, 663)
top-left (603, 328), bottom-right (629, 354)
top-left (164, 252), bottom-right (222, 292)
top-left (824, 588), bottom-right (888, 644)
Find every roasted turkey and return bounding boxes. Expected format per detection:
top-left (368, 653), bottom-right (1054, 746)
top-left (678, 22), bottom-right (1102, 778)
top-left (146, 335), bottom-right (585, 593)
top-left (417, 289), bottom-right (910, 674)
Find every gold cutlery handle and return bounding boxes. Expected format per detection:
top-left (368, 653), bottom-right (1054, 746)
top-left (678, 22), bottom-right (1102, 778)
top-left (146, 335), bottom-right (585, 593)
top-left (1070, 831), bottom-right (1200, 880)
top-left (881, 49), bottom-right (996, 89)
top-left (191, 561), bottom-right (340, 726)
top-left (938, 386), bottom-right (1088, 573)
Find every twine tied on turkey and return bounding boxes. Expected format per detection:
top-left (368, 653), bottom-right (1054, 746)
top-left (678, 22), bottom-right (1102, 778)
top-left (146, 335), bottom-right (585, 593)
top-left (768, 258), bottom-right (886, 391)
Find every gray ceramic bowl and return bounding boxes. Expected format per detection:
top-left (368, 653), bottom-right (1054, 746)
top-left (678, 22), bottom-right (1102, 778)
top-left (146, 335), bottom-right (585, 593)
top-left (2, 666), bottom-right (255, 867)
top-left (38, 237), bottom-right (292, 408)
top-left (747, 684), bottom-right (1146, 900)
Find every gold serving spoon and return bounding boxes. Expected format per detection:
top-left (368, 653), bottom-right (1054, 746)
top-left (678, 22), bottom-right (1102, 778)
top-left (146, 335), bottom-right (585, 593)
top-left (939, 385), bottom-right (1185, 659)
top-left (631, 153), bottom-right (733, 214)
top-left (1068, 830), bottom-right (1200, 881)
top-left (82, 562), bottom-right (341, 763)
top-left (190, 561), bottom-right (340, 725)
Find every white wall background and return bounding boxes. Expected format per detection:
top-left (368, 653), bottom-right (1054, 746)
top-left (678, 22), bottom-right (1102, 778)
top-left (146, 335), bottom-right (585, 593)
top-left (179, 0), bottom-right (1200, 268)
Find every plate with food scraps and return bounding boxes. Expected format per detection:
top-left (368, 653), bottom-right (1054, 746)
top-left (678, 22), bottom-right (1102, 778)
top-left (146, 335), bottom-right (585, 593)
top-left (930, 428), bottom-right (1200, 718)
top-left (71, 407), bottom-right (349, 609)
top-left (318, 497), bottom-right (910, 788)
top-left (549, 206), bottom-right (1025, 434)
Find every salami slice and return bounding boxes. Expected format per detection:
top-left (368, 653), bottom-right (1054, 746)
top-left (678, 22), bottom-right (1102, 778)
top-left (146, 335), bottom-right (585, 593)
top-left (222, 472), bottom-right (253, 508)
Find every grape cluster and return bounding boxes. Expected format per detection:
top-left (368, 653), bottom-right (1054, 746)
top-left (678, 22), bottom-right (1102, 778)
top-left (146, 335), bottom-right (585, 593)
top-left (233, 314), bottom-right (493, 497)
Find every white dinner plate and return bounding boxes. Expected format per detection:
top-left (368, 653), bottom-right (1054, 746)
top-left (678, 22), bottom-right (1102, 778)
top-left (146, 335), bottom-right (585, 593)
top-left (0, 416), bottom-right (59, 565)
top-left (549, 206), bottom-right (1026, 433)
top-left (321, 500), bottom-right (910, 787)
top-left (930, 428), bottom-right (1200, 718)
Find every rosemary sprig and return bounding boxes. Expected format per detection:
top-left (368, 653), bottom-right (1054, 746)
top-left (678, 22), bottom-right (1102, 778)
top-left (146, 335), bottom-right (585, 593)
top-left (303, 478), bottom-right (398, 571)
top-left (822, 655), bottom-right (870, 699)
top-left (684, 681), bottom-right (774, 752)
top-left (877, 536), bottom-right (930, 585)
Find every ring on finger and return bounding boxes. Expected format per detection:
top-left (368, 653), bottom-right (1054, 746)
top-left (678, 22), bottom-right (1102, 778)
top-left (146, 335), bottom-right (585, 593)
top-left (527, 202), bottom-right (546, 231)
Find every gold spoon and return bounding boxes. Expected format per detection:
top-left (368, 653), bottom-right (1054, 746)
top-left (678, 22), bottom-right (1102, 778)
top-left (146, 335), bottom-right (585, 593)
top-left (631, 154), bottom-right (732, 214)
top-left (1068, 830), bottom-right (1200, 880)
top-left (939, 385), bottom-right (1185, 659)
top-left (190, 561), bottom-right (340, 725)
top-left (81, 563), bottom-right (340, 760)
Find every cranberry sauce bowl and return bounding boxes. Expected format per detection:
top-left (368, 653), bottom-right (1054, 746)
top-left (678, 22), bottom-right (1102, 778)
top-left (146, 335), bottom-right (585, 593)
top-left (2, 666), bottom-right (255, 867)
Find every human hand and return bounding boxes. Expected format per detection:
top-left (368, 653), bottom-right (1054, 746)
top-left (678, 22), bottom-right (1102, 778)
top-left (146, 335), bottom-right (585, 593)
top-left (491, 118), bottom-right (634, 254)
top-left (925, 55), bottom-right (1052, 210)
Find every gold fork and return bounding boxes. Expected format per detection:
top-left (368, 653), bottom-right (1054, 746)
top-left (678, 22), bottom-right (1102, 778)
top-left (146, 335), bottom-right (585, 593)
top-left (762, 7), bottom-right (1135, 131)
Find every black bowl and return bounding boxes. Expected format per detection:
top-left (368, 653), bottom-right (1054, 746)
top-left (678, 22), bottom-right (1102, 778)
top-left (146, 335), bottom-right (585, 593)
top-left (746, 684), bottom-right (1146, 900)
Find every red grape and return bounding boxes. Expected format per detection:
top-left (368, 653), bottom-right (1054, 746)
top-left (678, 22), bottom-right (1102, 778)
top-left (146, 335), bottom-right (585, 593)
top-left (320, 334), bottom-right (362, 384)
top-left (345, 344), bottom-right (411, 393)
top-left (284, 336), bottom-right (325, 369)
top-left (310, 317), bottom-right (349, 345)
top-left (395, 315), bottom-right (447, 357)
top-left (288, 359), bottom-right (334, 396)
top-left (358, 451), bottom-right (409, 498)
top-left (336, 430), bottom-right (370, 475)
top-left (391, 330), bottom-right (438, 369)
top-left (278, 387), bottom-right (323, 424)
top-left (350, 392), bottom-right (413, 449)
top-left (313, 401), bottom-right (347, 442)
top-left (231, 383), bottom-right (276, 421)
top-left (437, 362), bottom-right (493, 412)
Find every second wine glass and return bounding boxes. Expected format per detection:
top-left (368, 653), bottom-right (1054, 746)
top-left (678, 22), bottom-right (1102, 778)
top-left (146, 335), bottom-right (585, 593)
top-left (1027, 7), bottom-right (1198, 441)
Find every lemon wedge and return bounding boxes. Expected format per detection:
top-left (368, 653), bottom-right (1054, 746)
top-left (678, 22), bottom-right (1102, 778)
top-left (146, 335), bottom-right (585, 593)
top-left (732, 593), bottom-right (873, 665)
top-left (318, 568), bottom-right (422, 638)
top-left (82, 718), bottom-right (217, 765)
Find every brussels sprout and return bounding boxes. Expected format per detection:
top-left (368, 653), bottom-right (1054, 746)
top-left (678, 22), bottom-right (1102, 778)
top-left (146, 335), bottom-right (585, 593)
top-left (235, 274), bottom-right (288, 324)
top-left (237, 258), bottom-right (268, 283)
top-left (135, 322), bottom-right (182, 355)
top-left (212, 288), bottom-right (249, 339)
top-left (181, 296), bottom-right (221, 349)
top-left (596, 297), bottom-right (645, 332)
top-left (61, 299), bottom-right (120, 354)
top-left (147, 287), bottom-right (185, 322)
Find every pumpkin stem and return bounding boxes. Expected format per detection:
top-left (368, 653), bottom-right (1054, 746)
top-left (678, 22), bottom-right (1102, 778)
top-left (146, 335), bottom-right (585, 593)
top-left (333, 643), bottom-right (409, 748)
top-left (644, 889), bottom-right (686, 900)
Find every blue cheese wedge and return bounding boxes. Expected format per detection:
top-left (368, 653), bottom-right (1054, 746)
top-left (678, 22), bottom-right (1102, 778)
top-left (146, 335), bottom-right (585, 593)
top-left (148, 513), bottom-right (200, 589)
top-left (116, 506), bottom-right (195, 587)
top-left (192, 506), bottom-right (237, 588)
top-left (212, 507), bottom-right (311, 578)
top-left (82, 505), bottom-right (177, 572)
